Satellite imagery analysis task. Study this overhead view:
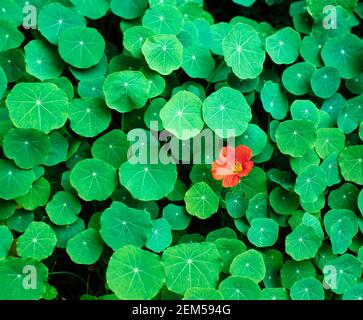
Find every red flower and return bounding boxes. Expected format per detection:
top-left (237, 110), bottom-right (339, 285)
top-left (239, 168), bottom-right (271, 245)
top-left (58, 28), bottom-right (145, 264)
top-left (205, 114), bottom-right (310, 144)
top-left (211, 145), bottom-right (254, 188)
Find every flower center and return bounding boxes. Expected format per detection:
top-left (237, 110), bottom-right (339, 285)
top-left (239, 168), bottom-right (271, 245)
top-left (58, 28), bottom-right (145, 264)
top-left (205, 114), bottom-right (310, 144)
top-left (233, 162), bottom-right (243, 173)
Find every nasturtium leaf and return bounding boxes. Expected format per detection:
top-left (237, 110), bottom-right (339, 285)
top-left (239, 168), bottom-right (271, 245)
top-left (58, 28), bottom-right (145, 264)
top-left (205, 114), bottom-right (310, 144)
top-left (260, 81), bottom-right (289, 120)
top-left (269, 187), bottom-right (299, 215)
top-left (266, 27), bottom-right (301, 65)
top-left (119, 161), bottom-right (177, 201)
top-left (286, 224), bottom-right (322, 261)
top-left (162, 204), bottom-right (191, 230)
top-left (183, 288), bottom-right (223, 300)
top-left (70, 159), bottom-right (118, 201)
top-left (46, 191), bottom-right (81, 226)
top-left (6, 209), bottom-right (34, 233)
top-left (15, 177), bottom-right (50, 211)
top-left (275, 120), bottom-right (317, 157)
top-left (247, 218), bottom-right (279, 248)
top-left (3, 128), bottom-right (51, 169)
top-left (24, 40), bottom-right (64, 81)
top-left (103, 70), bottom-right (151, 113)
top-left (225, 191), bottom-right (248, 219)
top-left (233, 167), bottom-right (267, 198)
top-left (230, 249), bottom-right (266, 282)
top-left (290, 100), bottom-right (320, 126)
top-left (70, 0), bottom-right (109, 20)
top-left (246, 193), bottom-right (268, 223)
top-left (160, 90), bottom-right (204, 140)
top-left (107, 245), bottom-right (164, 299)
top-left (321, 153), bottom-right (341, 186)
top-left (142, 4), bottom-right (183, 35)
top-left (69, 98), bottom-right (111, 138)
top-left (222, 23), bottom-right (265, 79)
top-left (162, 242), bottom-right (222, 294)
top-left (111, 0), bottom-right (148, 19)
top-left (260, 288), bottom-right (289, 300)
top-left (330, 219), bottom-right (356, 255)
top-left (66, 229), bottom-right (103, 265)
top-left (53, 218), bottom-right (85, 249)
top-left (324, 254), bottom-right (362, 294)
top-left (142, 34), bottom-right (183, 75)
top-left (38, 3), bottom-right (86, 45)
top-left (43, 132), bottom-right (69, 167)
top-left (17, 222), bottom-right (57, 260)
top-left (299, 31), bottom-right (326, 67)
top-left (315, 128), bottom-right (345, 159)
top-left (218, 276), bottom-right (261, 300)
top-left (0, 160), bottom-right (35, 200)
top-left (202, 87), bottom-right (251, 138)
top-left (290, 277), bottom-right (324, 300)
top-left (182, 45), bottom-right (215, 79)
top-left (337, 95), bottom-right (363, 134)
top-left (123, 26), bottom-right (155, 59)
top-left (338, 145), bottom-right (363, 185)
top-left (343, 283), bottom-right (363, 300)
top-left (58, 27), bottom-right (105, 69)
top-left (214, 238), bottom-right (246, 273)
top-left (328, 183), bottom-right (359, 211)
top-left (0, 225), bottom-right (12, 259)
top-left (321, 33), bottom-right (363, 79)
top-left (290, 149), bottom-right (320, 176)
top-left (91, 130), bottom-right (129, 168)
top-left (184, 182), bottom-right (219, 219)
top-left (0, 20), bottom-right (24, 52)
top-left (295, 165), bottom-right (327, 203)
top-left (100, 201), bottom-right (152, 250)
top-left (0, 199), bottom-right (16, 220)
top-left (281, 259), bottom-right (316, 289)
top-left (146, 218), bottom-right (172, 253)
top-left (311, 66), bottom-right (341, 99)
top-left (0, 258), bottom-right (48, 300)
top-left (281, 62), bottom-right (316, 96)
top-left (6, 83), bottom-right (68, 134)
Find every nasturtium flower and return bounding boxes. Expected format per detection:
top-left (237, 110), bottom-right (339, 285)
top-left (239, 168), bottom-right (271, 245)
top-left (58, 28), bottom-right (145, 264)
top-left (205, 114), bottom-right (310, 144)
top-left (212, 145), bottom-right (254, 188)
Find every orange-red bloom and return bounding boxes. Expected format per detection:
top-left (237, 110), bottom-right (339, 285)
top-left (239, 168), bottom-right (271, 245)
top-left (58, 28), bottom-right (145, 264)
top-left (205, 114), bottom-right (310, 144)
top-left (211, 145), bottom-right (254, 188)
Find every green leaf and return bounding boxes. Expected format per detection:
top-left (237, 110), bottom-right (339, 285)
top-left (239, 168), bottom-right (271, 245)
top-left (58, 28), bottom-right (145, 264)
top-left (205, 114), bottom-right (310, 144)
top-left (282, 62), bottom-right (316, 96)
top-left (0, 225), bottom-right (13, 259)
top-left (183, 288), bottom-right (224, 300)
top-left (103, 70), bottom-right (151, 113)
top-left (69, 98), bottom-right (111, 138)
top-left (218, 276), bottom-right (261, 300)
top-left (146, 218), bottom-right (172, 253)
top-left (230, 249), bottom-right (266, 282)
top-left (182, 44), bottom-right (215, 79)
top-left (66, 229), bottom-right (103, 265)
top-left (6, 83), bottom-right (69, 134)
top-left (162, 204), bottom-right (191, 230)
top-left (261, 81), bottom-right (289, 120)
top-left (0, 160), bottom-right (35, 200)
top-left (269, 187), bottom-right (300, 215)
top-left (46, 191), bottom-right (81, 226)
top-left (119, 160), bottom-right (177, 201)
top-left (294, 165), bottom-right (327, 203)
top-left (222, 23), bottom-right (265, 79)
top-left (184, 182), bottom-right (219, 219)
top-left (162, 242), bottom-right (222, 294)
top-left (70, 159), bottom-right (118, 201)
top-left (285, 224), bottom-right (322, 261)
top-left (160, 90), bottom-right (204, 140)
top-left (17, 222), bottom-right (57, 260)
top-left (142, 34), bottom-right (183, 75)
top-left (266, 27), bottom-right (301, 65)
top-left (142, 4), bottom-right (183, 35)
top-left (321, 33), bottom-right (363, 79)
top-left (58, 27), bottom-right (105, 69)
top-left (38, 3), bottom-right (86, 45)
top-left (100, 201), bottom-right (152, 250)
top-left (290, 277), bottom-right (324, 300)
top-left (0, 258), bottom-right (48, 300)
top-left (70, 0), bottom-right (109, 20)
top-left (338, 145), bottom-right (363, 185)
top-left (290, 100), bottom-right (320, 126)
top-left (107, 245), bottom-right (164, 299)
top-left (111, 0), bottom-right (148, 19)
top-left (311, 66), bottom-right (341, 99)
top-left (3, 128), bottom-right (51, 169)
top-left (247, 218), bottom-right (279, 247)
top-left (0, 20), bottom-right (24, 52)
top-left (315, 128), bottom-right (345, 159)
top-left (281, 260), bottom-right (316, 289)
top-left (202, 87), bottom-right (252, 138)
top-left (275, 120), bottom-right (317, 157)
top-left (15, 177), bottom-right (50, 211)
